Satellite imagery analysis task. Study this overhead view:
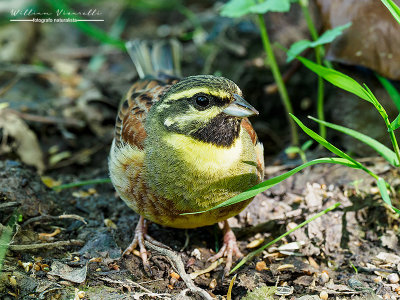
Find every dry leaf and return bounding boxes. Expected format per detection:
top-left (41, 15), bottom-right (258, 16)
top-left (48, 261), bottom-right (87, 284)
top-left (0, 109), bottom-right (44, 173)
top-left (317, 0), bottom-right (400, 80)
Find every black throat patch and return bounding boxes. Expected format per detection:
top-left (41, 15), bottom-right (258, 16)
top-left (191, 114), bottom-right (241, 147)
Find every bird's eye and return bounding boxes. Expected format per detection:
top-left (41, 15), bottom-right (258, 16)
top-left (195, 95), bottom-right (210, 108)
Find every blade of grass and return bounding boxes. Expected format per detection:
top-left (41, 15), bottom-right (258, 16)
top-left (297, 56), bottom-right (371, 102)
top-left (362, 85), bottom-right (400, 165)
top-left (390, 113), bottom-right (400, 131)
top-left (181, 157), bottom-right (358, 215)
top-left (230, 202), bottom-right (341, 273)
top-left (376, 73), bottom-right (400, 112)
top-left (226, 274), bottom-right (237, 300)
top-left (309, 116), bottom-right (399, 166)
top-left (295, 115), bottom-right (400, 216)
top-left (257, 14), bottom-right (298, 145)
top-left (377, 178), bottom-right (400, 214)
top-left (381, 0), bottom-right (400, 25)
top-left (52, 178), bottom-right (111, 190)
top-left (290, 113), bottom-right (380, 180)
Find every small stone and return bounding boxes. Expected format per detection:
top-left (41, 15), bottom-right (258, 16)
top-left (209, 278), bottom-right (217, 289)
top-left (374, 276), bottom-right (382, 283)
top-left (77, 291), bottom-right (85, 299)
top-left (319, 271), bottom-right (330, 284)
top-left (190, 248), bottom-right (202, 260)
top-left (388, 273), bottom-right (399, 284)
top-left (320, 291), bottom-right (328, 300)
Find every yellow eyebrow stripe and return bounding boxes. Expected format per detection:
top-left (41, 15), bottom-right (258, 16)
top-left (166, 87), bottom-right (231, 101)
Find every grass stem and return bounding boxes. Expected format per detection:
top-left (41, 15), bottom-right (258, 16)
top-left (257, 14), bottom-right (298, 146)
top-left (300, 2), bottom-right (326, 139)
top-left (52, 178), bottom-right (112, 191)
top-left (230, 202), bottom-right (341, 273)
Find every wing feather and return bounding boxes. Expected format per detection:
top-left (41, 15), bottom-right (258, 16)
top-left (114, 79), bottom-right (171, 149)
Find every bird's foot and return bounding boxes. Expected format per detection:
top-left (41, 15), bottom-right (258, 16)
top-left (208, 220), bottom-right (243, 276)
top-left (123, 216), bottom-right (169, 274)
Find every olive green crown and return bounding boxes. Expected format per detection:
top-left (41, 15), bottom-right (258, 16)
top-left (162, 75), bottom-right (240, 101)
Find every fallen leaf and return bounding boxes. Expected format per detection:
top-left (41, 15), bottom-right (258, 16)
top-left (316, 0), bottom-right (400, 80)
top-left (48, 261), bottom-right (87, 284)
top-left (189, 258), bottom-right (223, 279)
top-left (0, 110), bottom-right (44, 173)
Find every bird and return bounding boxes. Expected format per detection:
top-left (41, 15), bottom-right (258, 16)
top-left (108, 40), bottom-right (264, 275)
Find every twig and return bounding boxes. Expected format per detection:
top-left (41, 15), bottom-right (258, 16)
top-left (22, 214), bottom-right (87, 227)
top-left (0, 63), bottom-right (53, 75)
top-left (0, 202), bottom-right (20, 210)
top-left (98, 277), bottom-right (171, 299)
top-left (8, 239), bottom-right (84, 251)
top-left (144, 241), bottom-right (213, 300)
top-left (5, 109), bottom-right (85, 128)
top-left (180, 229), bottom-right (190, 251)
top-left (0, 75), bottom-right (20, 97)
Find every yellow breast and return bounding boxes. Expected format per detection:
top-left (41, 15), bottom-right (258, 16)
top-left (163, 132), bottom-right (243, 176)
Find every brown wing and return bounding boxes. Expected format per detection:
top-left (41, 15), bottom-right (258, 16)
top-left (114, 78), bottom-right (178, 149)
top-left (241, 118), bottom-right (265, 181)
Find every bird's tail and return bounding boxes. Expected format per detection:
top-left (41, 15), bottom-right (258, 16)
top-left (125, 39), bottom-right (182, 79)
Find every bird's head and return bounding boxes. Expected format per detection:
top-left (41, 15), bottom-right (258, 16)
top-left (148, 75), bottom-right (258, 147)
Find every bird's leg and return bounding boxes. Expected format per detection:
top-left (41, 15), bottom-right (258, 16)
top-left (208, 220), bottom-right (243, 276)
top-left (123, 215), bottom-right (169, 273)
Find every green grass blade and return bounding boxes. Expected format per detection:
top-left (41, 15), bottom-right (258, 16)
top-left (376, 73), bottom-right (400, 112)
top-left (309, 116), bottom-right (399, 166)
top-left (52, 178), bottom-right (112, 190)
top-left (290, 114), bottom-right (361, 165)
top-left (301, 140), bottom-right (313, 151)
top-left (180, 158), bottom-right (358, 215)
top-left (391, 113), bottom-right (400, 131)
top-left (381, 0), bottom-right (400, 25)
top-left (377, 178), bottom-right (400, 214)
top-left (297, 56), bottom-right (371, 102)
top-left (230, 202), bottom-right (341, 273)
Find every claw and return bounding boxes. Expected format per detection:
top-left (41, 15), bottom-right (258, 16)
top-left (208, 220), bottom-right (243, 276)
top-left (123, 216), bottom-right (169, 275)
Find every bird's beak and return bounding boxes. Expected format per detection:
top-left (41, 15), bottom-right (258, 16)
top-left (222, 94), bottom-right (259, 118)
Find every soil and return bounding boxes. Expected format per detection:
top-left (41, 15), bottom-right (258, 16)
top-left (1, 1), bottom-right (400, 300)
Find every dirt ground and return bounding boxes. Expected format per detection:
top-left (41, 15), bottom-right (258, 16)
top-left (1, 1), bottom-right (400, 299)
top-left (1, 155), bottom-right (400, 299)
